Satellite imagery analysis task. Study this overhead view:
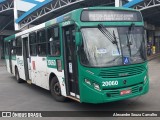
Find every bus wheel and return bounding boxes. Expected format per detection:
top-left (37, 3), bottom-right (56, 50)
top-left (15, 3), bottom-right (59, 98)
top-left (50, 77), bottom-right (66, 102)
top-left (15, 68), bottom-right (23, 83)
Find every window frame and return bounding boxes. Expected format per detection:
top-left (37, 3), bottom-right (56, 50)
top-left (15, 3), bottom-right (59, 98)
top-left (46, 25), bottom-right (61, 57)
top-left (29, 32), bottom-right (37, 56)
top-left (11, 39), bottom-right (16, 56)
top-left (37, 29), bottom-right (47, 57)
top-left (15, 37), bottom-right (22, 56)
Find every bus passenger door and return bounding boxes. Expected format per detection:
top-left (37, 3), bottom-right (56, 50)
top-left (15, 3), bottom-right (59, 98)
top-left (22, 35), bottom-right (31, 81)
top-left (63, 25), bottom-right (79, 99)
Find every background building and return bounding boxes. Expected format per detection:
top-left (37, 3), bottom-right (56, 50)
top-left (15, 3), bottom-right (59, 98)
top-left (124, 0), bottom-right (160, 55)
top-left (0, 0), bottom-right (44, 58)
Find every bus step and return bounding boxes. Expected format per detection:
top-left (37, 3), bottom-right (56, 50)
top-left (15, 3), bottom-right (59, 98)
top-left (66, 96), bottom-right (80, 102)
top-left (27, 80), bottom-right (32, 84)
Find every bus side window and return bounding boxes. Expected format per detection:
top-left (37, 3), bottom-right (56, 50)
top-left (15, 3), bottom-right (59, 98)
top-left (47, 26), bottom-right (60, 56)
top-left (11, 48), bottom-right (16, 55)
top-left (11, 39), bottom-right (16, 55)
top-left (29, 32), bottom-right (37, 56)
top-left (37, 30), bottom-right (47, 56)
top-left (16, 37), bottom-right (22, 56)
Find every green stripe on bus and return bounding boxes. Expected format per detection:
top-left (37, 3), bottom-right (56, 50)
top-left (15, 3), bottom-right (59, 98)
top-left (4, 34), bottom-right (15, 42)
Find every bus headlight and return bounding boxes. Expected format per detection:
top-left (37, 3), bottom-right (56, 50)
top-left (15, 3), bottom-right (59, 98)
top-left (93, 83), bottom-right (101, 91)
top-left (85, 79), bottom-right (91, 85)
top-left (84, 79), bottom-right (101, 91)
top-left (144, 75), bottom-right (147, 84)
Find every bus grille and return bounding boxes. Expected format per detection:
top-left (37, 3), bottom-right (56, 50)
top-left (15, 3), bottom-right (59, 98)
top-left (99, 65), bottom-right (146, 78)
top-left (106, 84), bottom-right (142, 98)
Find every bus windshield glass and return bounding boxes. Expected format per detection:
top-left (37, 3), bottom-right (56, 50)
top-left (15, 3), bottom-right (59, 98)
top-left (80, 27), bottom-right (146, 67)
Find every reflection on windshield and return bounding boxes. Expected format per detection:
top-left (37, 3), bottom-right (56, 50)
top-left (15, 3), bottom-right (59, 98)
top-left (119, 27), bottom-right (146, 63)
top-left (80, 27), bottom-right (146, 67)
top-left (98, 24), bottom-right (120, 54)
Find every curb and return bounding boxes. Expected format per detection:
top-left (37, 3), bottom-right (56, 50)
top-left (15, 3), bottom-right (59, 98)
top-left (147, 54), bottom-right (160, 61)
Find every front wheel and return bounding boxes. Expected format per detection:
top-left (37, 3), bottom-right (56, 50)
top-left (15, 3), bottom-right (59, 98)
top-left (50, 77), bottom-right (66, 102)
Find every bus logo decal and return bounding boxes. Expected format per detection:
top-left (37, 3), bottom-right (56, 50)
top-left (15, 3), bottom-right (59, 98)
top-left (119, 73), bottom-right (129, 77)
top-left (62, 21), bottom-right (71, 26)
top-left (123, 57), bottom-right (130, 65)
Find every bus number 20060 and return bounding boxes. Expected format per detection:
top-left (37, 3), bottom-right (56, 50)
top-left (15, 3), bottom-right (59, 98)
top-left (102, 81), bottom-right (118, 87)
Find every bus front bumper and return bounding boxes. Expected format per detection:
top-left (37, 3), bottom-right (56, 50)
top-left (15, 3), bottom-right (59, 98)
top-left (80, 80), bottom-right (149, 104)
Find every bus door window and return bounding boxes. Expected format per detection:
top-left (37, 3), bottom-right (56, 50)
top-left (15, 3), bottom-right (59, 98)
top-left (66, 31), bottom-right (72, 60)
top-left (22, 37), bottom-right (30, 79)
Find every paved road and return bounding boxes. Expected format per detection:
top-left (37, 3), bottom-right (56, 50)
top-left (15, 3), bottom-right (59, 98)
top-left (0, 58), bottom-right (160, 119)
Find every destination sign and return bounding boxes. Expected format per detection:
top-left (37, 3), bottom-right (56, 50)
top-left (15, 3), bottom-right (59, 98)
top-left (81, 10), bottom-right (142, 22)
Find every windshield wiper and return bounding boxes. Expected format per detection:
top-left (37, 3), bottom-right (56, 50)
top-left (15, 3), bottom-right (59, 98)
top-left (126, 23), bottom-right (135, 57)
top-left (126, 33), bottom-right (132, 57)
top-left (98, 24), bottom-right (120, 54)
top-left (113, 30), bottom-right (120, 55)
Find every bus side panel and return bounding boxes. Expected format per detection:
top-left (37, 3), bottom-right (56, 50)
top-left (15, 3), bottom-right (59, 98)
top-left (16, 56), bottom-right (26, 80)
top-left (30, 56), bottom-right (36, 85)
top-left (30, 56), bottom-right (39, 86)
top-left (31, 57), bottom-right (48, 89)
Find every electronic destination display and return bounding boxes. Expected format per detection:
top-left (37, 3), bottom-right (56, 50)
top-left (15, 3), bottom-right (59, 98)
top-left (81, 10), bottom-right (142, 22)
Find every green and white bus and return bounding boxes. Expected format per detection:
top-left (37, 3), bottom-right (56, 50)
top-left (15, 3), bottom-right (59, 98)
top-left (4, 7), bottom-right (149, 104)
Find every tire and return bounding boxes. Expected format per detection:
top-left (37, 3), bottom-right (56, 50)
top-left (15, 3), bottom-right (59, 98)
top-left (50, 77), bottom-right (66, 102)
top-left (15, 68), bottom-right (23, 83)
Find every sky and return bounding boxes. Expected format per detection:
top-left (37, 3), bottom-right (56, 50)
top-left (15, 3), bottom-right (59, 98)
top-left (35, 0), bottom-right (45, 2)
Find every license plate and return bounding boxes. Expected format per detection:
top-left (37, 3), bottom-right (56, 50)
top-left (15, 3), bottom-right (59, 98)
top-left (120, 89), bottom-right (131, 96)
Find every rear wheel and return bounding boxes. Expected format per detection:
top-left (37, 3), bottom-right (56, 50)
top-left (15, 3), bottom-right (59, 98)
top-left (15, 68), bottom-right (23, 83)
top-left (50, 77), bottom-right (66, 102)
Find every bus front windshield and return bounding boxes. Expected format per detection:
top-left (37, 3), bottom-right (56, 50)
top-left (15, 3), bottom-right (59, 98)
top-left (80, 26), bottom-right (146, 67)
